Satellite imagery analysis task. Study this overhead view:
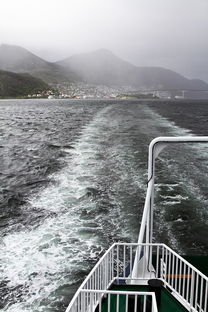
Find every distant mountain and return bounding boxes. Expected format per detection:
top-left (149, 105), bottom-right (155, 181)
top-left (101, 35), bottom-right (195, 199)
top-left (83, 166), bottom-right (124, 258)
top-left (0, 44), bottom-right (78, 83)
top-left (57, 49), bottom-right (208, 91)
top-left (0, 70), bottom-right (49, 98)
top-left (1, 45), bottom-right (207, 93)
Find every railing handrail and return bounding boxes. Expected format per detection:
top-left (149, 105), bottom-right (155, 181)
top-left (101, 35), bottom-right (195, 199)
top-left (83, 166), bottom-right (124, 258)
top-left (65, 245), bottom-right (115, 312)
top-left (111, 242), bottom-right (208, 281)
top-left (80, 289), bottom-right (158, 312)
top-left (80, 289), bottom-right (157, 296)
top-left (148, 136), bottom-right (208, 242)
top-left (65, 242), bottom-right (207, 312)
top-left (162, 244), bottom-right (208, 281)
top-left (65, 137), bottom-right (208, 312)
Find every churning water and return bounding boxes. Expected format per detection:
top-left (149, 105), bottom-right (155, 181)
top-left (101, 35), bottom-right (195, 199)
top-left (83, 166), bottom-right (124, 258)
top-left (0, 99), bottom-right (207, 311)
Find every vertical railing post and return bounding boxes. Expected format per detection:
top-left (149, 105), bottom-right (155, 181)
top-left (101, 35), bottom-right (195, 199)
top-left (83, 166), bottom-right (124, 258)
top-left (190, 270), bottom-right (195, 308)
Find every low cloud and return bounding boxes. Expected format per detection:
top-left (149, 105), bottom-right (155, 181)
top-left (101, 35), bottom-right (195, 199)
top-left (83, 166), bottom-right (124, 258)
top-left (0, 0), bottom-right (208, 81)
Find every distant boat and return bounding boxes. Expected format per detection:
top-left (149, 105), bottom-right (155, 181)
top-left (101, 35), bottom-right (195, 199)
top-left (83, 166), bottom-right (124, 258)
top-left (65, 137), bottom-right (208, 312)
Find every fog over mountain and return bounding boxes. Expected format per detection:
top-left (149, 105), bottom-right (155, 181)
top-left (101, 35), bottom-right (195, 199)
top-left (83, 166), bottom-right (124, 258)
top-left (0, 44), bottom-right (78, 83)
top-left (57, 49), bottom-right (208, 90)
top-left (0, 44), bottom-right (207, 95)
top-left (0, 0), bottom-right (208, 83)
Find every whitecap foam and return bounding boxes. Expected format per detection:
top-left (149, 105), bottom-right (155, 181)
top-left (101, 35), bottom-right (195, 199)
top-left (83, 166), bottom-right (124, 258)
top-left (1, 101), bottom-right (208, 311)
top-left (0, 104), bottom-right (142, 311)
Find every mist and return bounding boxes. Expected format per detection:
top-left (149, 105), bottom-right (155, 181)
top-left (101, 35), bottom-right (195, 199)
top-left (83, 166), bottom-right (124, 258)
top-left (0, 0), bottom-right (208, 81)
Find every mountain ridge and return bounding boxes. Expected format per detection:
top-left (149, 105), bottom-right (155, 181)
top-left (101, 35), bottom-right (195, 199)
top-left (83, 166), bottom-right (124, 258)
top-left (57, 49), bottom-right (208, 90)
top-left (0, 44), bottom-right (207, 92)
top-left (0, 44), bottom-right (78, 83)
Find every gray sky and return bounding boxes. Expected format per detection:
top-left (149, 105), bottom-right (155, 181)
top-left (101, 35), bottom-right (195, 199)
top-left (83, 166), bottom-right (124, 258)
top-left (0, 0), bottom-right (208, 81)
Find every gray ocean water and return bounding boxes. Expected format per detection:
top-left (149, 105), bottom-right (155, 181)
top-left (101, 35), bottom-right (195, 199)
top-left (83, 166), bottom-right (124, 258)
top-left (0, 99), bottom-right (207, 311)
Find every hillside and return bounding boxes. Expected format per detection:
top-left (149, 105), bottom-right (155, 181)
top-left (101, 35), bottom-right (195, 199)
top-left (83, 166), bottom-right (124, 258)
top-left (0, 70), bottom-right (50, 98)
top-left (1, 45), bottom-right (207, 94)
top-left (0, 44), bottom-right (78, 84)
top-left (57, 49), bottom-right (208, 91)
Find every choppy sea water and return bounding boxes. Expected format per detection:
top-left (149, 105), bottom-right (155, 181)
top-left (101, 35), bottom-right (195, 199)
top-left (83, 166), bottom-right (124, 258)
top-left (0, 99), bottom-right (207, 311)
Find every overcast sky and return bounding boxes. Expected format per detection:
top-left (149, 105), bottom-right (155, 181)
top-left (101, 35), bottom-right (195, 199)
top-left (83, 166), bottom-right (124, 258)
top-left (0, 0), bottom-right (208, 81)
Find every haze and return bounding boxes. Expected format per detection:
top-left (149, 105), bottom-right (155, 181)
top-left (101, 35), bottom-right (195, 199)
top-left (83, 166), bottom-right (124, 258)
top-left (0, 0), bottom-right (208, 82)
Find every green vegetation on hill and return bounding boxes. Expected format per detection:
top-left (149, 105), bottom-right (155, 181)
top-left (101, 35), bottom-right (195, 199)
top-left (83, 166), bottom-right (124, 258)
top-left (0, 70), bottom-right (50, 98)
top-left (0, 44), bottom-right (78, 83)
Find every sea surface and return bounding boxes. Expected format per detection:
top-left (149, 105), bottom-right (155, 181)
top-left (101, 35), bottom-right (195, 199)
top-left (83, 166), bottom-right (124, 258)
top-left (0, 99), bottom-right (207, 311)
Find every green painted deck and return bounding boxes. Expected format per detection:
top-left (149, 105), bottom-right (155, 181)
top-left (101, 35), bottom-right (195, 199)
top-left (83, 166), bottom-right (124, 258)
top-left (96, 255), bottom-right (207, 312)
top-left (107, 285), bottom-right (187, 312)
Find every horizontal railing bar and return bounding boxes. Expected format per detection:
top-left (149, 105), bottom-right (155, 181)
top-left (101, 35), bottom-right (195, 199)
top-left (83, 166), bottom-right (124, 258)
top-left (114, 277), bottom-right (153, 280)
top-left (113, 242), bottom-right (208, 281)
top-left (162, 244), bottom-right (208, 281)
top-left (65, 137), bottom-right (208, 312)
top-left (80, 290), bottom-right (156, 296)
top-left (112, 243), bottom-right (164, 246)
top-left (65, 246), bottom-right (115, 312)
top-left (66, 242), bottom-right (207, 312)
top-left (150, 136), bottom-right (208, 145)
top-left (83, 245), bottom-right (114, 279)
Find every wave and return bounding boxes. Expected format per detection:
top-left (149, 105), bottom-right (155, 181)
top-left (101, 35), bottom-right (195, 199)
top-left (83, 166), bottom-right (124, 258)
top-left (0, 101), bottom-right (207, 311)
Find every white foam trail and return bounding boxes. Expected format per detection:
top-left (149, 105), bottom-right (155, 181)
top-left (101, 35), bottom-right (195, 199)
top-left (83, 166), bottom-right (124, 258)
top-left (1, 102), bottom-right (207, 311)
top-left (0, 104), bottom-right (142, 311)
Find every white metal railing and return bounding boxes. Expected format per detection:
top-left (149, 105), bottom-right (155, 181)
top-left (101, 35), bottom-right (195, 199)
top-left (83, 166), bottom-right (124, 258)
top-left (160, 244), bottom-right (208, 312)
top-left (146, 136), bottom-right (208, 247)
top-left (66, 137), bottom-right (208, 312)
top-left (132, 137), bottom-right (208, 285)
top-left (69, 290), bottom-right (158, 312)
top-left (115, 243), bottom-right (208, 312)
top-left (136, 136), bottom-right (208, 249)
top-left (66, 243), bottom-right (208, 312)
top-left (66, 245), bottom-right (115, 312)
top-left (131, 179), bottom-right (154, 279)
